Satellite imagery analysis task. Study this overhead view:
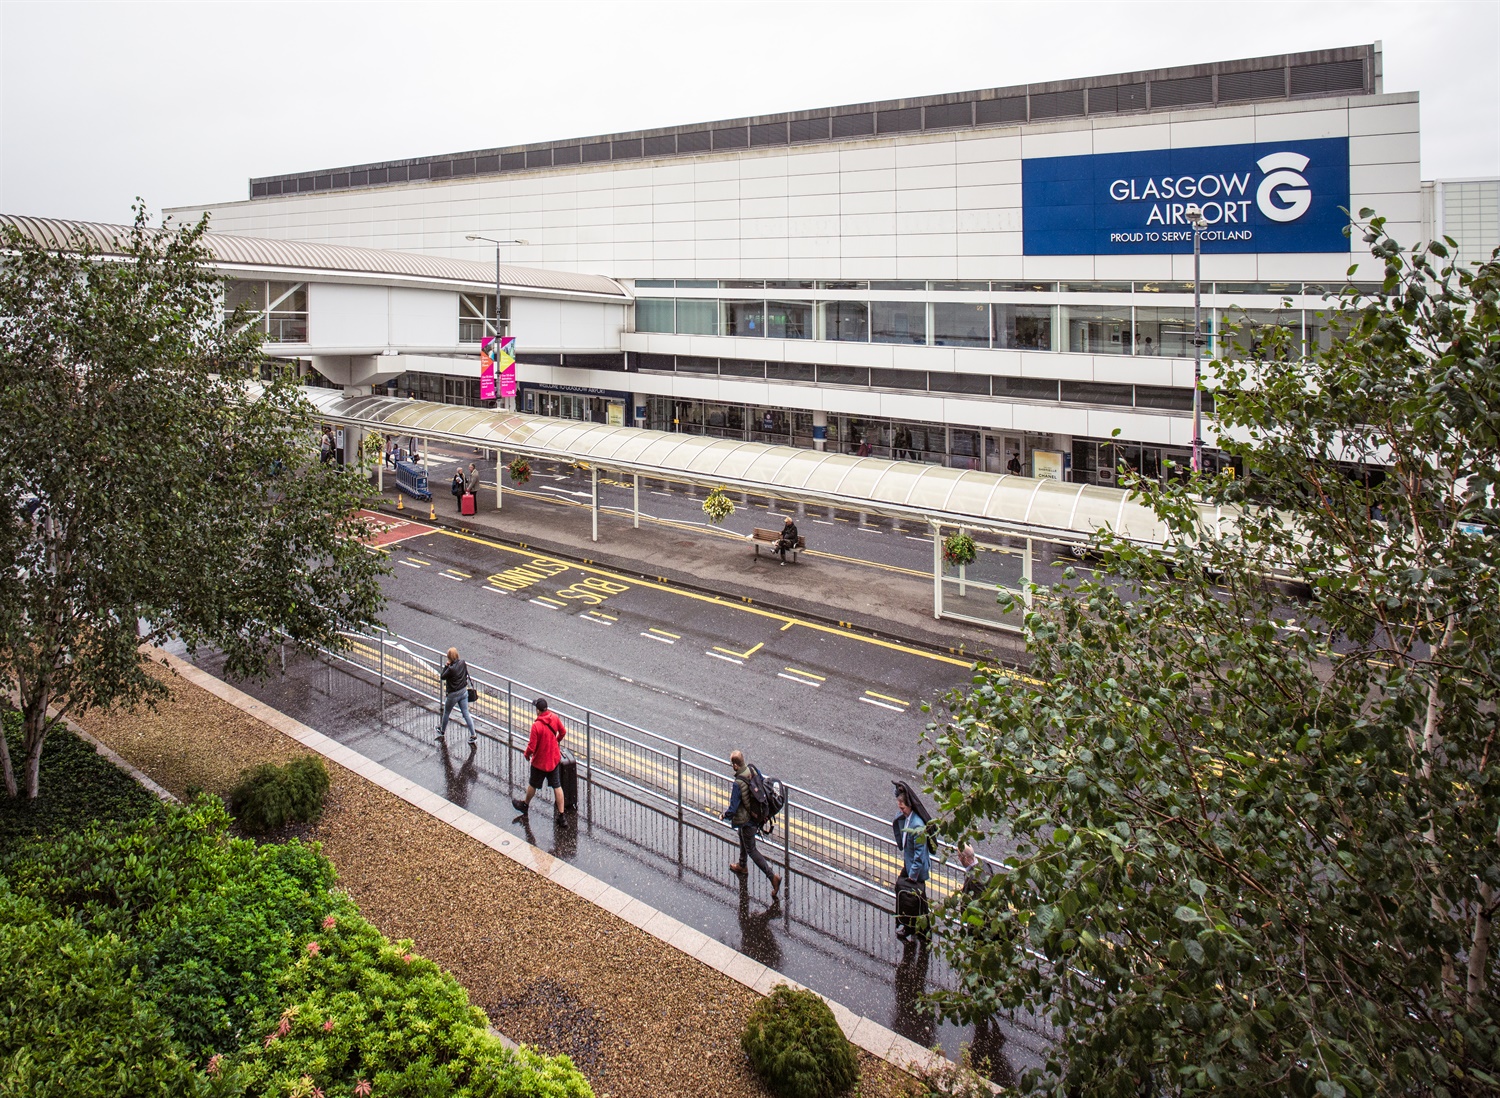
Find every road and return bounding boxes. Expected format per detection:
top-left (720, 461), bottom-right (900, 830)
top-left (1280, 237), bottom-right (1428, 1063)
top-left (369, 514), bottom-right (978, 818)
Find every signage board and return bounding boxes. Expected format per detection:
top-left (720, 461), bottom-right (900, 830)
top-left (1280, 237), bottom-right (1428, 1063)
top-left (1022, 137), bottom-right (1350, 255)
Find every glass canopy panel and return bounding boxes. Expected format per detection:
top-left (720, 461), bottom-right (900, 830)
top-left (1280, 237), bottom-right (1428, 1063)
top-left (741, 449), bottom-right (803, 483)
top-left (682, 438), bottom-right (755, 475)
top-left (1021, 482), bottom-right (1091, 529)
top-left (942, 472), bottom-right (1002, 515)
top-left (828, 460), bottom-right (890, 499)
top-left (703, 442), bottom-right (773, 480)
top-left (904, 467), bottom-right (968, 511)
top-left (771, 451), bottom-right (834, 490)
top-left (800, 454), bottom-right (866, 493)
top-left (632, 435), bottom-right (703, 467)
top-left (864, 464), bottom-right (926, 506)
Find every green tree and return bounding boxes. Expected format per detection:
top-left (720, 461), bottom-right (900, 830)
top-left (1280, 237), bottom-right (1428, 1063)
top-left (923, 216), bottom-right (1500, 1096)
top-left (0, 208), bottom-right (387, 800)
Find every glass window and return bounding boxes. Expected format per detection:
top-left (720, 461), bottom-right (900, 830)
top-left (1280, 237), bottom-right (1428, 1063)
top-left (675, 299), bottom-right (718, 335)
top-left (1133, 306), bottom-right (1207, 357)
top-left (752, 407), bottom-right (791, 441)
top-left (765, 280), bottom-right (815, 289)
top-left (723, 300), bottom-right (765, 337)
top-left (675, 355), bottom-right (719, 374)
top-left (818, 364), bottom-right (870, 387)
top-left (766, 361), bottom-right (816, 382)
top-left (720, 358), bottom-right (765, 378)
top-left (635, 353), bottom-right (674, 372)
top-left (871, 301), bottom-right (926, 344)
top-left (1061, 381), bottom-right (1134, 406)
top-left (1222, 308), bottom-right (1304, 357)
top-left (870, 280), bottom-right (924, 291)
top-left (890, 422), bottom-right (928, 460)
top-left (1060, 281), bottom-right (1132, 293)
top-left (932, 280), bottom-right (987, 292)
top-left (876, 368), bottom-right (927, 391)
top-left (792, 411), bottom-right (816, 443)
top-left (224, 280), bottom-right (266, 316)
top-left (635, 298), bottom-right (674, 333)
top-left (722, 280), bottom-right (764, 289)
top-left (994, 304), bottom-right (1054, 350)
top-left (817, 280), bottom-right (869, 290)
top-left (992, 280), bottom-right (1057, 293)
top-left (1061, 304), bottom-right (1131, 354)
top-left (1213, 282), bottom-right (1301, 297)
top-left (634, 279), bottom-right (674, 289)
top-left (1135, 385), bottom-right (1196, 411)
top-left (268, 282), bottom-right (308, 343)
top-left (995, 376), bottom-right (1059, 401)
top-left (1135, 281), bottom-right (1199, 294)
top-left (458, 293), bottom-right (504, 343)
top-left (675, 279), bottom-right (718, 288)
top-left (823, 301), bottom-right (869, 342)
top-left (929, 372), bottom-right (990, 395)
top-left (764, 301), bottom-right (813, 339)
top-left (933, 302), bottom-right (989, 347)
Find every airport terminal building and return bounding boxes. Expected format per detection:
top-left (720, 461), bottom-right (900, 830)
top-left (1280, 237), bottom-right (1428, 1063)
top-left (169, 43), bottom-right (1432, 485)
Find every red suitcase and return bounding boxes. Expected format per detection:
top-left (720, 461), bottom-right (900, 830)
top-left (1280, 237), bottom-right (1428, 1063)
top-left (460, 492), bottom-right (476, 515)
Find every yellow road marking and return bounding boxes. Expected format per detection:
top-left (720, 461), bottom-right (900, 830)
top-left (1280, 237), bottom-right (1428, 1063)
top-left (780, 621), bottom-right (795, 631)
top-left (590, 611), bottom-right (619, 622)
top-left (444, 568), bottom-right (472, 578)
top-left (713, 641), bottom-right (764, 660)
top-left (866, 690), bottom-right (909, 706)
top-left (405, 557), bottom-right (432, 566)
top-left (784, 667), bottom-right (826, 681)
top-left (649, 627), bottom-right (680, 639)
top-left (432, 529), bottom-right (975, 670)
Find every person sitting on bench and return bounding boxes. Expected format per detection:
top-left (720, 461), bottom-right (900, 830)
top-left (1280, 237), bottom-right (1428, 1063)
top-left (775, 516), bottom-right (799, 565)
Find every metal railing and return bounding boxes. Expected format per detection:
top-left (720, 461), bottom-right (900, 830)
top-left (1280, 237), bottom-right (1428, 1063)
top-left (327, 627), bottom-right (1002, 910)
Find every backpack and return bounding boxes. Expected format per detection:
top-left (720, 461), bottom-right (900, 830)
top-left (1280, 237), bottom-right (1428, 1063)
top-left (745, 765), bottom-right (785, 832)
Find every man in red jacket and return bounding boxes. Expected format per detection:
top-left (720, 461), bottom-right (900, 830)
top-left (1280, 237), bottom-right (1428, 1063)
top-left (512, 697), bottom-right (568, 825)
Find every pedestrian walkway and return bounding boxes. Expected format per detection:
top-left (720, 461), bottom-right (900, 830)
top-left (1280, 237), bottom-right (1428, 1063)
top-left (374, 448), bottom-right (1027, 665)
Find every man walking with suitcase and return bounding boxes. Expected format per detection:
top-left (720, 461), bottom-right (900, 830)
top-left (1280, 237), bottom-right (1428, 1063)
top-left (512, 698), bottom-right (569, 825)
top-left (892, 780), bottom-right (933, 944)
top-left (721, 750), bottom-right (782, 897)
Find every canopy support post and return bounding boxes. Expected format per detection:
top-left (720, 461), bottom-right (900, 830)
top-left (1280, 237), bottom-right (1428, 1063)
top-left (591, 466), bottom-right (599, 542)
top-left (633, 473), bottom-right (640, 529)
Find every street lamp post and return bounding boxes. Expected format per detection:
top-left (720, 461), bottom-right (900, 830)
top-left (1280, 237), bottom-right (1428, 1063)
top-left (1184, 205), bottom-right (1209, 476)
top-left (464, 234), bottom-right (529, 411)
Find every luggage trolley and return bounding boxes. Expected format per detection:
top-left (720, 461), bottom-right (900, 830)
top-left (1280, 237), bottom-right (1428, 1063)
top-left (394, 459), bottom-right (432, 501)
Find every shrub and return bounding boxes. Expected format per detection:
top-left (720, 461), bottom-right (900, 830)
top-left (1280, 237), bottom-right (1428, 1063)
top-left (228, 755), bottom-right (330, 834)
top-left (0, 711), bottom-right (161, 852)
top-left (235, 910), bottom-right (593, 1097)
top-left (741, 984), bottom-right (858, 1098)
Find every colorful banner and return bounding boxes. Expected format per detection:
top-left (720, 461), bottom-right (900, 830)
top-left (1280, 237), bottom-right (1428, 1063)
top-left (479, 337), bottom-right (497, 401)
top-left (497, 335), bottom-right (517, 399)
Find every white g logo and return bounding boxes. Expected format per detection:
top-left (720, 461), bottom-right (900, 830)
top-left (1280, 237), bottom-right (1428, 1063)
top-left (1256, 152), bottom-right (1312, 222)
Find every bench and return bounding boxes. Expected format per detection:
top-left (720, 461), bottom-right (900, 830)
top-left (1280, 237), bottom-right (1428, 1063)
top-left (751, 527), bottom-right (806, 563)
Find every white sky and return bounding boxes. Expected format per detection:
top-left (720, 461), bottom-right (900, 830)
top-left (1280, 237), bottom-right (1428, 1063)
top-left (2, 0), bottom-right (1497, 226)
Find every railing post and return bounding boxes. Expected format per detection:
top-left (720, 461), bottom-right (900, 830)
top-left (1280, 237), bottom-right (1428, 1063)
top-left (675, 745), bottom-right (684, 869)
top-left (782, 792), bottom-right (792, 925)
top-left (585, 711), bottom-right (593, 823)
top-left (378, 630), bottom-right (385, 686)
top-left (506, 680), bottom-right (515, 788)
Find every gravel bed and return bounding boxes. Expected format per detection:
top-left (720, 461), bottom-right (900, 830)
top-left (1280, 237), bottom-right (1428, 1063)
top-left (76, 658), bottom-right (925, 1098)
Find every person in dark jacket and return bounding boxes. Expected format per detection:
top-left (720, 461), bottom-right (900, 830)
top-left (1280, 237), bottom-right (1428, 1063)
top-left (774, 516), bottom-right (799, 565)
top-left (436, 647), bottom-right (477, 745)
top-left (512, 698), bottom-right (568, 824)
top-left (450, 471), bottom-right (466, 512)
top-left (721, 750), bottom-right (782, 895)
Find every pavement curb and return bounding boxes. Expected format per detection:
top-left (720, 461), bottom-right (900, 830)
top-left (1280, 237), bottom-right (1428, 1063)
top-left (150, 647), bottom-right (954, 1082)
top-left (372, 494), bottom-right (1025, 670)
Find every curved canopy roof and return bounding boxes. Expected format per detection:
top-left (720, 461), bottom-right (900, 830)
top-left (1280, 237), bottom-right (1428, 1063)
top-left (0, 215), bottom-right (631, 301)
top-left (304, 389), bottom-right (1224, 545)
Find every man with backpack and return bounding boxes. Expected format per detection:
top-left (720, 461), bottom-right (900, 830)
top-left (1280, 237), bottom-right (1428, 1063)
top-left (892, 779), bottom-right (934, 944)
top-left (721, 750), bottom-right (781, 896)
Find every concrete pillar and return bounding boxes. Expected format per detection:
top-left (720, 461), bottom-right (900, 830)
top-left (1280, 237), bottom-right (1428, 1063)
top-left (812, 410), bottom-right (827, 452)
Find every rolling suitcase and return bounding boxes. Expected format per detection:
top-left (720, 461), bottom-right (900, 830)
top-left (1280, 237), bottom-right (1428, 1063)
top-left (895, 875), bottom-right (929, 940)
top-left (460, 492), bottom-right (476, 515)
top-left (557, 747), bottom-right (578, 815)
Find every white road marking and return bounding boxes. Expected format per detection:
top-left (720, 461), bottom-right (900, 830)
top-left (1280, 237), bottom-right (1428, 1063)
top-left (859, 696), bottom-right (905, 712)
top-left (438, 574), bottom-right (464, 581)
top-left (641, 632), bottom-right (675, 644)
top-left (778, 672), bottom-right (821, 687)
top-left (812, 519), bottom-right (836, 526)
top-left (399, 560), bottom-right (424, 568)
top-left (529, 599), bottom-right (560, 610)
top-left (580, 614), bottom-right (612, 625)
top-left (706, 651), bottom-right (744, 665)
top-left (906, 536), bottom-right (932, 543)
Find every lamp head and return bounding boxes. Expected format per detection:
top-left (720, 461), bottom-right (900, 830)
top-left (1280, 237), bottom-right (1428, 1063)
top-left (1184, 204), bottom-right (1208, 229)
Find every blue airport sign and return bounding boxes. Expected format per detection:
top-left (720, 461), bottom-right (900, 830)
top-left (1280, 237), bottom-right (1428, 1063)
top-left (1021, 137), bottom-right (1351, 255)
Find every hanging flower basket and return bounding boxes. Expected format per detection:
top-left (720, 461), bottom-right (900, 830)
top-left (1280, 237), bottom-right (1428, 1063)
top-left (507, 457), bottom-right (531, 485)
top-left (702, 487), bottom-right (735, 525)
top-left (943, 531), bottom-right (977, 567)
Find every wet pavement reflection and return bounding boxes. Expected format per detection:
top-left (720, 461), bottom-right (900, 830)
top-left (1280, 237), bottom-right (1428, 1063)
top-left (183, 647), bottom-right (1052, 1078)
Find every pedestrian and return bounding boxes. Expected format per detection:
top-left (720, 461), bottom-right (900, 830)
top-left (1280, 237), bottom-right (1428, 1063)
top-left (464, 461), bottom-right (480, 496)
top-left (957, 843), bottom-right (989, 899)
top-left (435, 647), bottom-right (477, 746)
top-left (892, 779), bottom-right (933, 943)
top-left (319, 426), bottom-right (335, 465)
top-left (774, 515), bottom-right (799, 566)
top-left (512, 698), bottom-right (568, 825)
top-left (450, 470), bottom-right (465, 512)
top-left (1007, 452), bottom-right (1022, 476)
top-left (720, 750), bottom-right (782, 896)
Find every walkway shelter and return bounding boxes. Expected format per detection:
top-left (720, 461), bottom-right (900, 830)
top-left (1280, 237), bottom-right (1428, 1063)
top-left (305, 388), bottom-right (1226, 632)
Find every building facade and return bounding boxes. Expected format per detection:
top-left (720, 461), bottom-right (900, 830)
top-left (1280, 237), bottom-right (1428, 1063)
top-left (168, 43), bottom-right (1425, 486)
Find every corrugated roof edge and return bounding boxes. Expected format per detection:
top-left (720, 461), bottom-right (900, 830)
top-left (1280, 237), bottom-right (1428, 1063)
top-left (0, 215), bottom-right (632, 301)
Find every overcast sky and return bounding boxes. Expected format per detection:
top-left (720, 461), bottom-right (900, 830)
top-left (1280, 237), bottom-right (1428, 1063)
top-left (2, 0), bottom-right (1496, 225)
